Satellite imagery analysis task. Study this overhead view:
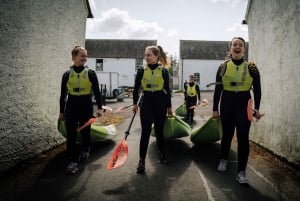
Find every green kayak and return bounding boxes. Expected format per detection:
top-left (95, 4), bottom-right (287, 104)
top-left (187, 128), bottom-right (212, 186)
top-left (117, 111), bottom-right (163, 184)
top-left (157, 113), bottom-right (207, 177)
top-left (57, 120), bottom-right (117, 142)
top-left (190, 117), bottom-right (223, 144)
top-left (175, 104), bottom-right (187, 117)
top-left (151, 115), bottom-right (191, 140)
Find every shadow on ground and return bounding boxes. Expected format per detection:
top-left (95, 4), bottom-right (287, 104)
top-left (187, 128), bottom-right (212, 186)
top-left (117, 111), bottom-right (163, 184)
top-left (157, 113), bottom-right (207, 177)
top-left (19, 140), bottom-right (116, 201)
top-left (190, 143), bottom-right (279, 201)
top-left (102, 139), bottom-right (192, 201)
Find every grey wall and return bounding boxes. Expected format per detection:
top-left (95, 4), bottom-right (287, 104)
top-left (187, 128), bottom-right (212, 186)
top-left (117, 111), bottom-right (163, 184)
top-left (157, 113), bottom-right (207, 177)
top-left (246, 0), bottom-right (300, 165)
top-left (0, 0), bottom-right (90, 173)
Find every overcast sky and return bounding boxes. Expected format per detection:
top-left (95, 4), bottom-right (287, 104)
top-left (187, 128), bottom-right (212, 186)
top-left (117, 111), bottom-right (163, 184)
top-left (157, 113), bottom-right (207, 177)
top-left (86, 0), bottom-right (249, 57)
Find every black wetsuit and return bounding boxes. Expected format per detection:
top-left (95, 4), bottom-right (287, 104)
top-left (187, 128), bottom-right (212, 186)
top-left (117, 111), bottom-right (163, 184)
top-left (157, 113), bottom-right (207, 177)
top-left (60, 65), bottom-right (102, 162)
top-left (184, 83), bottom-right (201, 125)
top-left (213, 58), bottom-right (261, 172)
top-left (133, 64), bottom-right (172, 160)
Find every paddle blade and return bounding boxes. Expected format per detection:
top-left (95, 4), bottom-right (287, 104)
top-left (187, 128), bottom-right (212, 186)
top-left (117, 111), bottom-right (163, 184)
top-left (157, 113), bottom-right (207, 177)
top-left (106, 139), bottom-right (128, 170)
top-left (114, 106), bottom-right (125, 113)
top-left (247, 99), bottom-right (253, 121)
top-left (189, 105), bottom-right (197, 109)
top-left (247, 99), bottom-right (265, 121)
top-left (102, 105), bottom-right (113, 112)
top-left (76, 117), bottom-right (97, 132)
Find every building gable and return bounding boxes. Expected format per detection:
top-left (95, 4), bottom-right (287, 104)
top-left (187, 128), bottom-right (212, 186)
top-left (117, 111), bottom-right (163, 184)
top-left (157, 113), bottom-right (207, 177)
top-left (180, 40), bottom-right (248, 60)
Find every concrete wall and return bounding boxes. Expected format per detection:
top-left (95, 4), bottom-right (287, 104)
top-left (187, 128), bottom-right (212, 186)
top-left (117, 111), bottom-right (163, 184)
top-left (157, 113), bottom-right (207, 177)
top-left (0, 0), bottom-right (90, 173)
top-left (246, 0), bottom-right (300, 165)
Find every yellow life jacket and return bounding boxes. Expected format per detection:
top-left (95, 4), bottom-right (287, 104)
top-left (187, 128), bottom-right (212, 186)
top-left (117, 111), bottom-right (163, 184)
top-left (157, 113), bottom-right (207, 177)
top-left (67, 67), bottom-right (92, 96)
top-left (141, 66), bottom-right (164, 92)
top-left (222, 61), bottom-right (253, 92)
top-left (186, 84), bottom-right (197, 97)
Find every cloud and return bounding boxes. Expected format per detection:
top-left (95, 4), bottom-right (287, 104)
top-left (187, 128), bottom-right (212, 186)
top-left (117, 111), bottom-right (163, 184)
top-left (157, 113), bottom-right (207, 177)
top-left (210, 0), bottom-right (247, 7)
top-left (86, 8), bottom-right (170, 39)
top-left (226, 22), bottom-right (248, 32)
top-left (88, 0), bottom-right (96, 14)
top-left (167, 29), bottom-right (179, 37)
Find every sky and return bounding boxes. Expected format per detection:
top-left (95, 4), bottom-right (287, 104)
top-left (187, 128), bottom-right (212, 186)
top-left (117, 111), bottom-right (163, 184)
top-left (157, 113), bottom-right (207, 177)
top-left (86, 0), bottom-right (249, 57)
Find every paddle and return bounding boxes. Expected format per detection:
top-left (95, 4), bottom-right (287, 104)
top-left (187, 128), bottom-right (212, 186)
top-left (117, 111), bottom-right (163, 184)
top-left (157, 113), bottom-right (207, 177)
top-left (114, 104), bottom-right (134, 113)
top-left (247, 99), bottom-right (265, 121)
top-left (76, 117), bottom-right (98, 132)
top-left (189, 99), bottom-right (209, 109)
top-left (206, 82), bottom-right (222, 87)
top-left (106, 95), bottom-right (142, 170)
top-left (102, 105), bottom-right (113, 112)
top-left (76, 106), bottom-right (112, 132)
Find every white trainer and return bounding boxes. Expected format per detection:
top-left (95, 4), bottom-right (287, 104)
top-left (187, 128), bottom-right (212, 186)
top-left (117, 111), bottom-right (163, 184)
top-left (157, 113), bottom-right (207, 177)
top-left (236, 171), bottom-right (248, 184)
top-left (217, 159), bottom-right (228, 171)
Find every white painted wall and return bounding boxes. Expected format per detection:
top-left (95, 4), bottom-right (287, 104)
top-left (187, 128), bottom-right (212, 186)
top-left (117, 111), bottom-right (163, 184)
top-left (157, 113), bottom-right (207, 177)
top-left (87, 58), bottom-right (136, 90)
top-left (247, 0), bottom-right (300, 165)
top-left (0, 0), bottom-right (89, 173)
top-left (181, 59), bottom-right (223, 90)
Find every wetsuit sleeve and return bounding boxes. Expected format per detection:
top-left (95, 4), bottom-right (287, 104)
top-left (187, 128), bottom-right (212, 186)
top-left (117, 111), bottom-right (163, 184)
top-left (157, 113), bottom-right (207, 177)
top-left (213, 64), bottom-right (223, 111)
top-left (248, 62), bottom-right (261, 110)
top-left (184, 84), bottom-right (187, 101)
top-left (133, 69), bottom-right (143, 105)
top-left (59, 71), bottom-right (69, 113)
top-left (88, 70), bottom-right (102, 109)
top-left (196, 84), bottom-right (201, 101)
top-left (162, 68), bottom-right (172, 108)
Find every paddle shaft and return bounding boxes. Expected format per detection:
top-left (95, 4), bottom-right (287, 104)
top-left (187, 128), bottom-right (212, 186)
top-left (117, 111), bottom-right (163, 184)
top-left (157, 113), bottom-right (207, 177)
top-left (206, 82), bottom-right (222, 87)
top-left (124, 111), bottom-right (137, 140)
top-left (124, 94), bottom-right (142, 140)
top-left (122, 104), bottom-right (134, 110)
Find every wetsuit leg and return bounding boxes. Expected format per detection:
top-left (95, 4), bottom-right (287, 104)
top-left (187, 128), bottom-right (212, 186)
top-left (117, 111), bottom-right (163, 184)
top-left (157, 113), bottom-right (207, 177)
top-left (220, 92), bottom-right (236, 160)
top-left (139, 99), bottom-right (154, 159)
top-left (189, 97), bottom-right (197, 123)
top-left (65, 110), bottom-right (79, 163)
top-left (185, 97), bottom-right (192, 124)
top-left (236, 96), bottom-right (251, 172)
top-left (79, 103), bottom-right (93, 153)
top-left (153, 95), bottom-right (167, 153)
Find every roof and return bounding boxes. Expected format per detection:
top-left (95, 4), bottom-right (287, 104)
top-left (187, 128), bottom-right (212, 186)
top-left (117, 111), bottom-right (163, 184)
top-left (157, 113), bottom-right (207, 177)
top-left (180, 40), bottom-right (230, 60)
top-left (85, 39), bottom-right (157, 58)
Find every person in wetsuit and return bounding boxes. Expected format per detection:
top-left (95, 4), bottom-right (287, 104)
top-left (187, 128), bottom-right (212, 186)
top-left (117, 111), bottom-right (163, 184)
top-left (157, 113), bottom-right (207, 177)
top-left (58, 46), bottom-right (103, 174)
top-left (184, 75), bottom-right (201, 127)
top-left (212, 37), bottom-right (262, 184)
top-left (132, 45), bottom-right (173, 174)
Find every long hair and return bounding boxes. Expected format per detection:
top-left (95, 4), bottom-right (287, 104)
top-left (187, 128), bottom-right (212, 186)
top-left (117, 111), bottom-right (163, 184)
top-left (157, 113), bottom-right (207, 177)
top-left (146, 45), bottom-right (168, 67)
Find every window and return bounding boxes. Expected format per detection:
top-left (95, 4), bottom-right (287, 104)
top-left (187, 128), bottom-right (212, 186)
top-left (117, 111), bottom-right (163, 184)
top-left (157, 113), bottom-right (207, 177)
top-left (194, 73), bottom-right (200, 85)
top-left (135, 59), bottom-right (144, 71)
top-left (96, 59), bottom-right (103, 71)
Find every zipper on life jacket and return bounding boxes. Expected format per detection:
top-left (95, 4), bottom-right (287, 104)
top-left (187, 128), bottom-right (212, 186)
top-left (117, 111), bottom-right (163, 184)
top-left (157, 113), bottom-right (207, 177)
top-left (77, 74), bottom-right (80, 96)
top-left (151, 70), bottom-right (154, 92)
top-left (235, 66), bottom-right (239, 93)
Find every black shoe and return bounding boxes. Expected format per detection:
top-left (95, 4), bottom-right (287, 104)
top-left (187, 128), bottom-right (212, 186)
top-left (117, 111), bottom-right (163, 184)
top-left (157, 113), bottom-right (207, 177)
top-left (158, 152), bottom-right (167, 164)
top-left (136, 159), bottom-right (145, 174)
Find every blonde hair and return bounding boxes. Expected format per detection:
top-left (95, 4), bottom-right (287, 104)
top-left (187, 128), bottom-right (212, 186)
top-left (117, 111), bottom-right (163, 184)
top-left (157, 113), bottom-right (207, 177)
top-left (146, 45), bottom-right (168, 67)
top-left (71, 46), bottom-right (86, 58)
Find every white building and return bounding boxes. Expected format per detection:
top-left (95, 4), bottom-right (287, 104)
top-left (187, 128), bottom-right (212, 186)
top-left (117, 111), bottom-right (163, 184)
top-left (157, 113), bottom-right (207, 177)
top-left (85, 39), bottom-right (157, 97)
top-left (179, 40), bottom-right (248, 90)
